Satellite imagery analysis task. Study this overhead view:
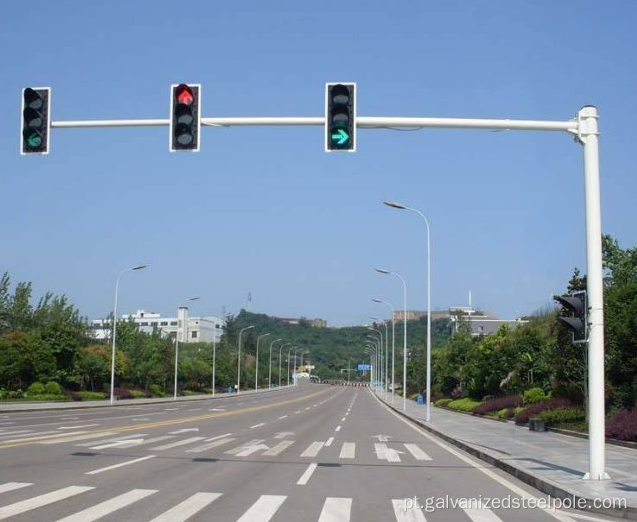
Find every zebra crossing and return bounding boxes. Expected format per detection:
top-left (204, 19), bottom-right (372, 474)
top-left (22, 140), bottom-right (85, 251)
top-left (0, 481), bottom-right (529, 521)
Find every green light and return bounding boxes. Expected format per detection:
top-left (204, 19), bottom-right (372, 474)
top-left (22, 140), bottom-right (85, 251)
top-left (331, 128), bottom-right (350, 145)
top-left (26, 133), bottom-right (42, 148)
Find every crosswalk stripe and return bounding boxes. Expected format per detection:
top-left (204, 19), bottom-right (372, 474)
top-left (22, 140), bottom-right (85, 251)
top-left (0, 430), bottom-right (65, 441)
top-left (404, 444), bottom-right (432, 461)
top-left (55, 488), bottom-right (157, 522)
top-left (392, 499), bottom-right (427, 521)
top-left (186, 437), bottom-right (236, 453)
top-left (151, 437), bottom-right (205, 450)
top-left (297, 463), bottom-right (318, 485)
top-left (40, 432), bottom-right (116, 445)
top-left (147, 492), bottom-right (222, 522)
top-left (391, 498), bottom-right (427, 522)
top-left (318, 497), bottom-right (352, 522)
top-left (85, 455), bottom-right (157, 475)
top-left (374, 443), bottom-right (402, 462)
top-left (123, 435), bottom-right (176, 447)
top-left (263, 440), bottom-right (294, 456)
top-left (300, 441), bottom-right (325, 458)
top-left (339, 442), bottom-right (355, 459)
top-left (0, 486), bottom-right (94, 520)
top-left (77, 433), bottom-right (147, 447)
top-left (236, 494), bottom-right (286, 522)
top-left (0, 483), bottom-right (31, 495)
top-left (225, 439), bottom-right (264, 455)
top-left (325, 437), bottom-right (334, 447)
top-left (463, 508), bottom-right (504, 522)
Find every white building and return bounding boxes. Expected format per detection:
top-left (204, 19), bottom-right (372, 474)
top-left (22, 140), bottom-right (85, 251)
top-left (91, 308), bottom-right (224, 343)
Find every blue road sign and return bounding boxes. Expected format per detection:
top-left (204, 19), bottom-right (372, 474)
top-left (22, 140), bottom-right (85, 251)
top-left (357, 364), bottom-right (370, 371)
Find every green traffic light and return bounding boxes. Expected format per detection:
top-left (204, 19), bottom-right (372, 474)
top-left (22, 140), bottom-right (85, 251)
top-left (27, 133), bottom-right (42, 148)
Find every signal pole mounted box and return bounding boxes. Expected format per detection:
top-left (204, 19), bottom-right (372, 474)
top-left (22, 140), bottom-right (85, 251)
top-left (21, 87), bottom-right (51, 155)
top-left (325, 82), bottom-right (356, 152)
top-left (169, 83), bottom-right (201, 152)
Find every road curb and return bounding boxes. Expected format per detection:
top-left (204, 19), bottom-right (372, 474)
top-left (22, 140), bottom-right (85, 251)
top-left (376, 393), bottom-right (636, 520)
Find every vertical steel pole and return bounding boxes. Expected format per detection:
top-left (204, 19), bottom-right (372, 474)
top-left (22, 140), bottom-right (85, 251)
top-left (401, 279), bottom-right (407, 412)
top-left (109, 275), bottom-right (122, 406)
top-left (579, 106), bottom-right (608, 480)
top-left (425, 219), bottom-right (432, 422)
top-left (212, 333), bottom-right (216, 397)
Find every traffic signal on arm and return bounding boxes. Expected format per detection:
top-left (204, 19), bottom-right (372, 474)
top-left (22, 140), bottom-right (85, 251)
top-left (21, 87), bottom-right (50, 154)
top-left (325, 83), bottom-right (356, 152)
top-left (170, 83), bottom-right (201, 152)
top-left (553, 290), bottom-right (588, 344)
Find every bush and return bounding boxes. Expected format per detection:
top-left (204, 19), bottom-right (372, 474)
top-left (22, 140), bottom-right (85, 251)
top-left (523, 387), bottom-right (547, 405)
top-left (448, 398), bottom-right (482, 412)
top-left (129, 389), bottom-right (148, 398)
top-left (113, 387), bottom-right (133, 399)
top-left (7, 390), bottom-right (25, 399)
top-left (606, 409), bottom-right (637, 442)
top-left (148, 384), bottom-right (164, 397)
top-left (25, 394), bottom-right (70, 401)
top-left (472, 395), bottom-right (520, 415)
top-left (182, 390), bottom-right (197, 396)
top-left (497, 408), bottom-right (515, 419)
top-left (515, 399), bottom-right (574, 424)
top-left (537, 407), bottom-right (585, 426)
top-left (27, 382), bottom-right (46, 396)
top-left (76, 391), bottom-right (107, 401)
top-left (435, 398), bottom-right (453, 407)
top-left (45, 381), bottom-right (62, 395)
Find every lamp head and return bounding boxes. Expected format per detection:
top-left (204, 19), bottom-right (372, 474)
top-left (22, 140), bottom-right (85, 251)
top-left (375, 268), bottom-right (390, 275)
top-left (383, 200), bottom-right (407, 210)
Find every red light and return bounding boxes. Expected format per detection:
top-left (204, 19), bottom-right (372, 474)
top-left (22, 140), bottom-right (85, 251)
top-left (176, 85), bottom-right (194, 105)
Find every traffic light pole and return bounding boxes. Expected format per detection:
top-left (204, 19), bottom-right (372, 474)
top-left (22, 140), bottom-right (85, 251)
top-left (47, 107), bottom-right (605, 480)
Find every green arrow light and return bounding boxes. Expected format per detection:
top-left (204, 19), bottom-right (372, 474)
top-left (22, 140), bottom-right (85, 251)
top-left (331, 128), bottom-right (350, 145)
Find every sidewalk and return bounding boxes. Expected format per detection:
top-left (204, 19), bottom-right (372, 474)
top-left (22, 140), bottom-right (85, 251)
top-left (0, 385), bottom-right (295, 412)
top-left (376, 391), bottom-right (637, 520)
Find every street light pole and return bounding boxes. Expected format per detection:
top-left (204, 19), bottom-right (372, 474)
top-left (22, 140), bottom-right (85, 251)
top-left (174, 297), bottom-right (200, 400)
top-left (376, 268), bottom-right (408, 411)
top-left (255, 333), bottom-right (271, 391)
top-left (373, 298), bottom-right (396, 403)
top-left (237, 325), bottom-right (254, 394)
top-left (287, 346), bottom-right (294, 386)
top-left (110, 263), bottom-right (147, 406)
top-left (278, 343), bottom-right (290, 387)
top-left (384, 201), bottom-right (432, 421)
top-left (268, 338), bottom-right (282, 390)
top-left (368, 327), bottom-right (384, 395)
top-left (371, 316), bottom-right (389, 398)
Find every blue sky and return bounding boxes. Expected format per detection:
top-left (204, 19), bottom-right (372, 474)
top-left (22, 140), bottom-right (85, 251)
top-left (1, 1), bottom-right (636, 326)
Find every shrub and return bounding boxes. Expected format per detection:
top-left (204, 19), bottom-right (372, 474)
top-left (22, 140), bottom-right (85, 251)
top-left (7, 390), bottom-right (25, 399)
top-left (27, 382), bottom-right (46, 396)
top-left (148, 384), bottom-right (164, 397)
top-left (497, 408), bottom-right (515, 419)
top-left (113, 387), bottom-right (133, 399)
top-left (606, 409), bottom-right (637, 442)
top-left (129, 389), bottom-right (148, 398)
top-left (523, 387), bottom-right (547, 405)
top-left (448, 398), bottom-right (482, 412)
top-left (27, 394), bottom-right (70, 401)
top-left (435, 398), bottom-right (453, 407)
top-left (431, 394), bottom-right (447, 403)
top-left (76, 391), bottom-right (107, 401)
top-left (515, 399), bottom-right (574, 424)
top-left (473, 395), bottom-right (520, 415)
top-left (537, 407), bottom-right (585, 426)
top-left (183, 390), bottom-right (197, 396)
top-left (45, 381), bottom-right (62, 395)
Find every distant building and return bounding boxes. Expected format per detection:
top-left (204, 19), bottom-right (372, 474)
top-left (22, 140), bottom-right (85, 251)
top-left (276, 317), bottom-right (327, 328)
top-left (450, 316), bottom-right (528, 336)
top-left (90, 308), bottom-right (224, 343)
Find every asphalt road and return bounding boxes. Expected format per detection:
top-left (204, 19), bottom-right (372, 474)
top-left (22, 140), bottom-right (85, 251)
top-left (0, 383), bottom-right (609, 521)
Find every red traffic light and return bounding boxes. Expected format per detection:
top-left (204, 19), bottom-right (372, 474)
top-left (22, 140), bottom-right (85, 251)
top-left (175, 84), bottom-right (194, 106)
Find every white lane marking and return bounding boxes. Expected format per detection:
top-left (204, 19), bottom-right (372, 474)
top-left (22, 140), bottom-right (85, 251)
top-left (318, 497), bottom-right (352, 522)
top-left (278, 415), bottom-right (288, 419)
top-left (392, 498), bottom-right (427, 521)
top-left (236, 494), bottom-right (286, 522)
top-left (78, 433), bottom-right (147, 447)
top-left (463, 507), bottom-right (504, 522)
top-left (0, 430), bottom-right (33, 437)
top-left (148, 492), bottom-right (222, 522)
top-left (339, 442), bottom-right (356, 459)
top-left (205, 433), bottom-right (233, 442)
top-left (151, 437), bottom-right (206, 450)
top-left (164, 408), bottom-right (179, 411)
top-left (300, 441), bottom-right (325, 458)
top-left (40, 432), bottom-right (113, 445)
top-left (187, 437), bottom-right (236, 453)
top-left (372, 434), bottom-right (391, 442)
top-left (0, 483), bottom-right (31, 495)
top-left (85, 455), bottom-right (156, 475)
top-left (55, 489), bottom-right (157, 522)
top-left (335, 425), bottom-right (342, 432)
top-left (305, 407), bottom-right (311, 410)
top-left (250, 423), bottom-right (266, 429)
top-left (297, 463), bottom-right (318, 485)
top-left (225, 439), bottom-right (264, 455)
top-left (325, 437), bottom-right (334, 447)
top-left (274, 431), bottom-right (294, 439)
top-left (375, 392), bottom-right (577, 522)
top-left (57, 424), bottom-right (100, 430)
top-left (404, 443), bottom-right (432, 461)
top-left (341, 417), bottom-right (346, 422)
top-left (132, 418), bottom-right (150, 421)
top-left (0, 486), bottom-right (94, 520)
top-left (209, 408), bottom-right (226, 411)
top-left (0, 430), bottom-right (63, 441)
top-left (169, 428), bottom-right (199, 434)
top-left (235, 442), bottom-right (270, 457)
top-left (374, 443), bottom-right (403, 462)
top-left (294, 410), bottom-right (301, 414)
top-left (263, 440), bottom-right (294, 456)
top-left (89, 439), bottom-right (145, 450)
top-left (126, 435), bottom-right (175, 447)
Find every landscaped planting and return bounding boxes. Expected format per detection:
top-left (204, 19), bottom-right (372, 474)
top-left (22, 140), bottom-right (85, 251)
top-left (472, 395), bottom-right (520, 415)
top-left (606, 408), bottom-right (637, 442)
top-left (514, 398), bottom-right (574, 425)
top-left (447, 397), bottom-right (481, 412)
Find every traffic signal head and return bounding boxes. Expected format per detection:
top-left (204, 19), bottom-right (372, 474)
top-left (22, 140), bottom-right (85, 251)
top-left (553, 290), bottom-right (588, 344)
top-left (325, 82), bottom-right (356, 152)
top-left (170, 83), bottom-right (201, 152)
top-left (21, 87), bottom-right (50, 154)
